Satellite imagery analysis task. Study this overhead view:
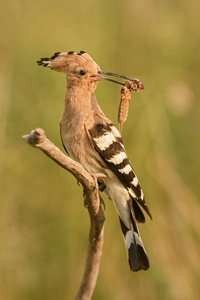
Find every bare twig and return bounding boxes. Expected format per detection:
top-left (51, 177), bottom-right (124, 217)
top-left (23, 128), bottom-right (105, 300)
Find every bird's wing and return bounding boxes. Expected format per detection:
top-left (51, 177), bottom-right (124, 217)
top-left (86, 121), bottom-right (152, 221)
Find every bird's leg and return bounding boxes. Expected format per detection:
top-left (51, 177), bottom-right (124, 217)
top-left (98, 181), bottom-right (106, 192)
top-left (97, 181), bottom-right (106, 210)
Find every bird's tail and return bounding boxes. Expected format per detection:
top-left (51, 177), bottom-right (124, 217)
top-left (119, 218), bottom-right (150, 271)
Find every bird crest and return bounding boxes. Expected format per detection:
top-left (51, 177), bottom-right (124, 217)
top-left (37, 51), bottom-right (100, 74)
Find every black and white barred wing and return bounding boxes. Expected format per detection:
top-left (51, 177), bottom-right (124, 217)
top-left (87, 122), bottom-right (152, 221)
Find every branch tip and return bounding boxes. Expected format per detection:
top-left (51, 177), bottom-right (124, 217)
top-left (22, 128), bottom-right (46, 146)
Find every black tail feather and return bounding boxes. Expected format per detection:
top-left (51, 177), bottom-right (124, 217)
top-left (119, 218), bottom-right (150, 271)
top-left (132, 199), bottom-right (145, 223)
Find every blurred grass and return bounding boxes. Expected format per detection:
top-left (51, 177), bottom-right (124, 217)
top-left (1, 0), bottom-right (200, 299)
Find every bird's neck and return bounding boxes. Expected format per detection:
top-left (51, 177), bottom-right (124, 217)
top-left (63, 82), bottom-right (102, 119)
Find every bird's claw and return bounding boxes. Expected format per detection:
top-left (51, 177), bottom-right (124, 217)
top-left (98, 181), bottom-right (106, 192)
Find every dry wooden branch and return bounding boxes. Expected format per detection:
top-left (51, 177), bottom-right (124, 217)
top-left (23, 128), bottom-right (105, 300)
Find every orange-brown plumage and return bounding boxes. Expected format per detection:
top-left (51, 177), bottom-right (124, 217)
top-left (37, 51), bottom-right (151, 271)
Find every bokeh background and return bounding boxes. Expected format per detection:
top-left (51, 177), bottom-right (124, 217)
top-left (1, 0), bottom-right (200, 299)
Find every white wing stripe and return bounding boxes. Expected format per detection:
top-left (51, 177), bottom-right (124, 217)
top-left (131, 177), bottom-right (139, 186)
top-left (94, 133), bottom-right (115, 150)
top-left (118, 164), bottom-right (132, 175)
top-left (110, 125), bottom-right (121, 138)
top-left (107, 151), bottom-right (127, 164)
top-left (128, 187), bottom-right (137, 198)
top-left (140, 190), bottom-right (144, 200)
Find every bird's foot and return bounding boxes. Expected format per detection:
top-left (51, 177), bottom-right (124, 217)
top-left (98, 181), bottom-right (106, 192)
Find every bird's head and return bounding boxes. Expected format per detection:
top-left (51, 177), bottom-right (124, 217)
top-left (37, 51), bottom-right (144, 90)
top-left (37, 51), bottom-right (101, 88)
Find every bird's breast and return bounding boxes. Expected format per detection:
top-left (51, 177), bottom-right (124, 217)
top-left (60, 109), bottom-right (111, 177)
top-left (60, 119), bottom-right (86, 162)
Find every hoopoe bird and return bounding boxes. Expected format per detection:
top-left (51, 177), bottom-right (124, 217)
top-left (37, 51), bottom-right (152, 271)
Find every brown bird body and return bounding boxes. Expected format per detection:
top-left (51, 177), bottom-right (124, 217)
top-left (37, 51), bottom-right (152, 271)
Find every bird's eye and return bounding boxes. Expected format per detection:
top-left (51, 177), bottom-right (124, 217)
top-left (79, 70), bottom-right (86, 76)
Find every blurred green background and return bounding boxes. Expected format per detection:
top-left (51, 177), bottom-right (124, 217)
top-left (1, 0), bottom-right (200, 299)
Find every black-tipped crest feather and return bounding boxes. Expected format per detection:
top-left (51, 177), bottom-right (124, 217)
top-left (50, 52), bottom-right (61, 60)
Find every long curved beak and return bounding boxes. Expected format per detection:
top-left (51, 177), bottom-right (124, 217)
top-left (90, 73), bottom-right (125, 86)
top-left (90, 70), bottom-right (144, 89)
